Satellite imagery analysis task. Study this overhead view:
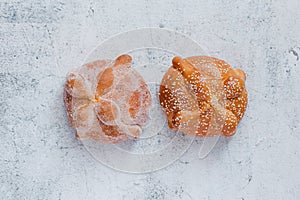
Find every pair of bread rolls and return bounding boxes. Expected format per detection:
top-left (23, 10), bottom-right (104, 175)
top-left (64, 55), bottom-right (247, 143)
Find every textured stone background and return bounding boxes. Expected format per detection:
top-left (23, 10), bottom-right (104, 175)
top-left (1, 0), bottom-right (300, 199)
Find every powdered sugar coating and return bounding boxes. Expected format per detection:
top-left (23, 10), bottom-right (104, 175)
top-left (63, 55), bottom-right (152, 143)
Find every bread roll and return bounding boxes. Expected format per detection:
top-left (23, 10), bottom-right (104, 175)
top-left (64, 55), bottom-right (152, 143)
top-left (159, 56), bottom-right (247, 137)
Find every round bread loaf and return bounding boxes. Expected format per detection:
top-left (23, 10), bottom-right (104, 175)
top-left (159, 56), bottom-right (247, 137)
top-left (64, 55), bottom-right (152, 143)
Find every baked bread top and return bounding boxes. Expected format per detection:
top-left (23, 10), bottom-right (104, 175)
top-left (64, 55), bottom-right (151, 143)
top-left (159, 56), bottom-right (247, 137)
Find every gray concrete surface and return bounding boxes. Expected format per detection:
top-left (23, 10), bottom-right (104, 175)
top-left (0, 0), bottom-right (300, 199)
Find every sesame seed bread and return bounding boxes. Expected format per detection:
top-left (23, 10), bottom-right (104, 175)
top-left (159, 56), bottom-right (248, 137)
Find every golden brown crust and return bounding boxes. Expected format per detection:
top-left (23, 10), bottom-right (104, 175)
top-left (96, 68), bottom-right (114, 97)
top-left (64, 54), bottom-right (151, 143)
top-left (159, 56), bottom-right (248, 137)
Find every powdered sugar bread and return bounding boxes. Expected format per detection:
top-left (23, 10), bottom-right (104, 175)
top-left (64, 55), bottom-right (152, 143)
top-left (159, 56), bottom-right (247, 137)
